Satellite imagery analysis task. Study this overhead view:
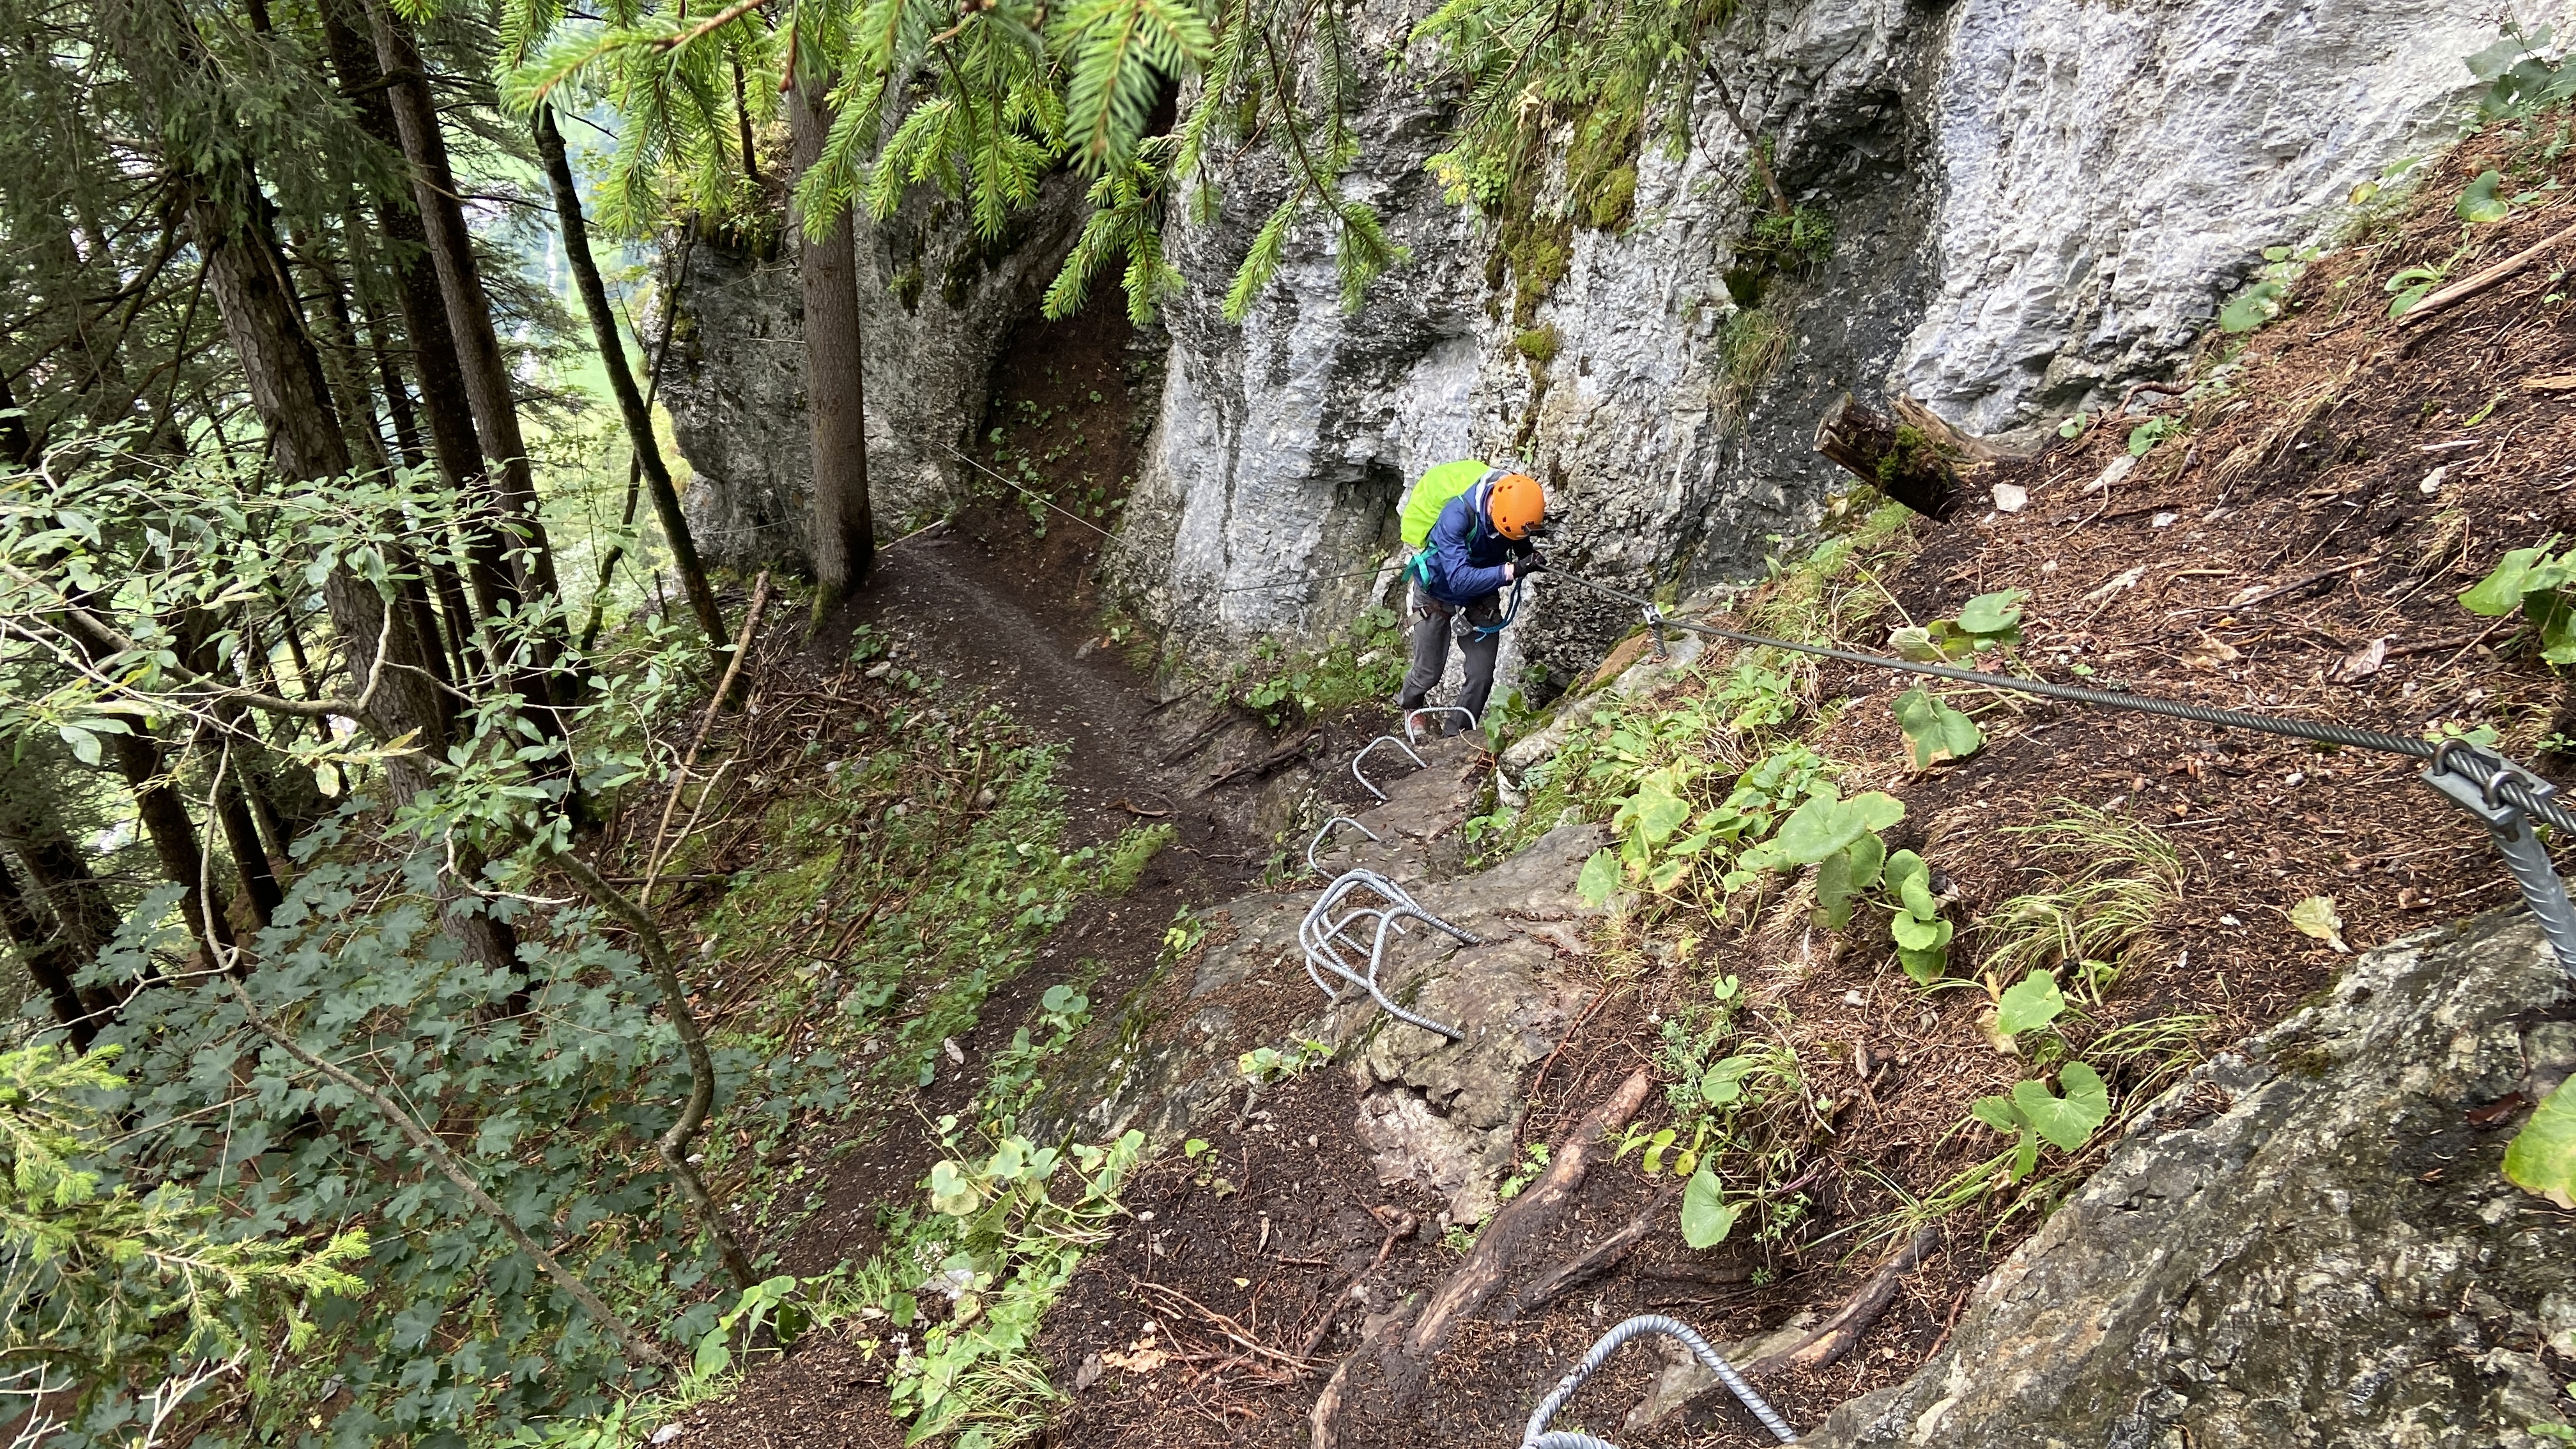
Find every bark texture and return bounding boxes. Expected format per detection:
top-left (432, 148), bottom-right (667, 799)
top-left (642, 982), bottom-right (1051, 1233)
top-left (787, 70), bottom-right (874, 617)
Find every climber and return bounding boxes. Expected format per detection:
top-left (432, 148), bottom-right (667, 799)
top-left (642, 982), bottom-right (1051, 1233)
top-left (1393, 459), bottom-right (1547, 732)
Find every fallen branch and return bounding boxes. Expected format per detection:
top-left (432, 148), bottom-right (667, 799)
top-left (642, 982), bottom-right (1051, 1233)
top-left (1742, 1226), bottom-right (1940, 1377)
top-left (1135, 1280), bottom-right (1314, 1371)
top-left (1299, 1209), bottom-right (1417, 1359)
top-left (2398, 218), bottom-right (2576, 327)
top-left (640, 572), bottom-right (770, 905)
top-left (1309, 1069), bottom-right (1654, 1449)
top-left (1506, 1180), bottom-right (1680, 1319)
top-left (1202, 728), bottom-right (1316, 790)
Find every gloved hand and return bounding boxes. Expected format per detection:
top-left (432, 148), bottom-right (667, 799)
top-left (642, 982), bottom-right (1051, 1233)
top-left (1517, 551), bottom-right (1547, 576)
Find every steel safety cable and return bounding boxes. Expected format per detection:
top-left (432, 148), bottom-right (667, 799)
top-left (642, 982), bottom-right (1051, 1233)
top-left (1538, 566), bottom-right (2576, 837)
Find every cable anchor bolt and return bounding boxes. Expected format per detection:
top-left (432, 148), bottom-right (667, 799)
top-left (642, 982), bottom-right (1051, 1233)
top-left (2421, 741), bottom-right (2576, 978)
top-left (1640, 602), bottom-right (1668, 659)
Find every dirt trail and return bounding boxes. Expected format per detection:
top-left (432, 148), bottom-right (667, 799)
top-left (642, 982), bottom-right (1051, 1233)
top-left (858, 532), bottom-right (1229, 853)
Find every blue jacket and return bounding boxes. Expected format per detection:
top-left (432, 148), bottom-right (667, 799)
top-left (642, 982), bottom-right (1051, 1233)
top-left (1416, 478), bottom-right (1531, 607)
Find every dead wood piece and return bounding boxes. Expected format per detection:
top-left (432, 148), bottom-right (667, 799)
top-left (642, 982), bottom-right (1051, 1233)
top-left (1203, 728), bottom-right (1316, 790)
top-left (1402, 1067), bottom-right (1653, 1359)
top-left (1742, 1226), bottom-right (1940, 1378)
top-left (1309, 1068), bottom-right (1653, 1449)
top-left (1298, 1210), bottom-right (1417, 1358)
top-left (1505, 1179), bottom-right (1681, 1319)
top-left (1815, 394), bottom-right (1959, 519)
top-left (2399, 218), bottom-right (2576, 327)
top-left (1158, 712), bottom-right (1236, 765)
top-left (1891, 394), bottom-right (2034, 462)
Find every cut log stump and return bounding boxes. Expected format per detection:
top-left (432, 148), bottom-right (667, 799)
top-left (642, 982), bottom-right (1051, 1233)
top-left (1814, 393), bottom-right (1961, 520)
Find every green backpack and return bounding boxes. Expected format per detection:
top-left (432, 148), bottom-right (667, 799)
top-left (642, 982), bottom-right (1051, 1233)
top-left (1399, 459), bottom-right (1491, 551)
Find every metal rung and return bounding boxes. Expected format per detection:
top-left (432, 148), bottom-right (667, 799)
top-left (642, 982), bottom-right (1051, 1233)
top-left (1350, 735), bottom-right (1427, 801)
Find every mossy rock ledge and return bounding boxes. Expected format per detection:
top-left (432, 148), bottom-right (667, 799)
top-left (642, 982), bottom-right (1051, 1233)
top-left (1802, 908), bottom-right (2576, 1448)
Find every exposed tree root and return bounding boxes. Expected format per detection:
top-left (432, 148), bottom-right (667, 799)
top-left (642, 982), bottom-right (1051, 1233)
top-left (1308, 1068), bottom-right (1653, 1449)
top-left (1505, 1179), bottom-right (1681, 1320)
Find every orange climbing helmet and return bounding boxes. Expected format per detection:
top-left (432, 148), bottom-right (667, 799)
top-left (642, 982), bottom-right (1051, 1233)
top-left (1484, 471), bottom-right (1546, 540)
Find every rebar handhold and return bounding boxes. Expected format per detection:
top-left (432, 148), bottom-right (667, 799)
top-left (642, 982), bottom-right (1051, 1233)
top-left (1305, 815), bottom-right (1381, 873)
top-left (1350, 734), bottom-right (1428, 801)
top-left (1521, 1314), bottom-right (1795, 1446)
top-left (2423, 742), bottom-right (2576, 978)
top-left (1403, 705), bottom-right (1480, 744)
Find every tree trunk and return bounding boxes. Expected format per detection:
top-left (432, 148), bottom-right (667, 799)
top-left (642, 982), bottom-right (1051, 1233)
top-left (532, 107), bottom-right (728, 656)
top-left (149, 59), bottom-right (519, 976)
top-left (364, 1), bottom-right (567, 629)
top-left (107, 728), bottom-right (236, 966)
top-left (0, 765), bottom-right (124, 1016)
top-left (788, 70), bottom-right (875, 622)
top-left (316, 0), bottom-right (523, 646)
top-left (1814, 392), bottom-right (1959, 521)
top-left (0, 849), bottom-right (96, 1048)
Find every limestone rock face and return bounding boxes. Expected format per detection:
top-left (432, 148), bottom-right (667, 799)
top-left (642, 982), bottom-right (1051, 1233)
top-left (1106, 0), bottom-right (2492, 683)
top-left (659, 179), bottom-right (1084, 574)
top-left (1899, 0), bottom-right (2496, 436)
top-left (659, 0), bottom-right (2494, 677)
top-left (1801, 909), bottom-right (2576, 1449)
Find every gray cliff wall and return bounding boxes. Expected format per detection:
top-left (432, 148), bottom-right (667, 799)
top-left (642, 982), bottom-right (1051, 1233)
top-left (1107, 0), bottom-right (2499, 687)
top-left (1801, 908), bottom-right (2576, 1449)
top-left (660, 0), bottom-right (2503, 679)
top-left (659, 178), bottom-right (1085, 574)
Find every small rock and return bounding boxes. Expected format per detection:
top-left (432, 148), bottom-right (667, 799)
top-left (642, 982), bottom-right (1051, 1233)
top-left (1073, 1351), bottom-right (1104, 1392)
top-left (1991, 482), bottom-right (2028, 513)
top-left (2083, 453), bottom-right (2138, 495)
top-left (865, 661), bottom-right (894, 679)
top-left (942, 1036), bottom-right (966, 1066)
top-left (2420, 464), bottom-right (2448, 495)
top-left (2150, 510), bottom-right (2177, 528)
top-left (1844, 990), bottom-right (1867, 1006)
top-left (650, 1426), bottom-right (683, 1445)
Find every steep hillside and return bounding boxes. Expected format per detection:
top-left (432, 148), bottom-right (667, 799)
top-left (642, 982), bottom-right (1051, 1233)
top-left (646, 84), bottom-right (2576, 1449)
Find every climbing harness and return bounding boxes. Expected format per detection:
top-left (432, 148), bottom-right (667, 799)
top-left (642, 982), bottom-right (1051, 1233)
top-left (1298, 868), bottom-right (1474, 1039)
top-left (1520, 1315), bottom-right (1797, 1446)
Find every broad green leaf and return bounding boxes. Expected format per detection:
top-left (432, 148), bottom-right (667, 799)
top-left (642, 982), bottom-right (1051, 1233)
top-left (1898, 943), bottom-right (1948, 984)
top-left (2009, 1125), bottom-right (2041, 1181)
top-left (1993, 970), bottom-right (2066, 1038)
top-left (1576, 849), bottom-right (1622, 908)
top-left (1890, 687), bottom-right (1983, 769)
top-left (1814, 849), bottom-right (1862, 930)
top-left (1700, 1055), bottom-right (1758, 1107)
top-left (58, 726), bottom-right (99, 767)
top-left (2012, 1062), bottom-right (2110, 1151)
top-left (2458, 168), bottom-right (2513, 224)
top-left (1970, 1094), bottom-right (2025, 1133)
top-left (2287, 895), bottom-right (2349, 953)
top-left (1884, 849), bottom-right (1929, 897)
top-left (1954, 588), bottom-right (2028, 636)
top-left (1849, 792), bottom-right (1906, 832)
top-left (1845, 831), bottom-right (1887, 891)
top-left (1774, 788), bottom-right (1866, 865)
top-left (1891, 912), bottom-right (1952, 954)
top-left (926, 1160), bottom-right (981, 1216)
top-left (1898, 869), bottom-right (1938, 921)
top-left (2460, 544), bottom-right (2554, 616)
top-left (2218, 279), bottom-right (2286, 334)
top-left (1631, 779), bottom-right (1691, 844)
top-left (2503, 1077), bottom-right (2576, 1209)
top-left (1679, 1167), bottom-right (1738, 1248)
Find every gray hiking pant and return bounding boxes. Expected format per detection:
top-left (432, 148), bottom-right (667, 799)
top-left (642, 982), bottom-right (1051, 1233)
top-left (1396, 585), bottom-right (1503, 726)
